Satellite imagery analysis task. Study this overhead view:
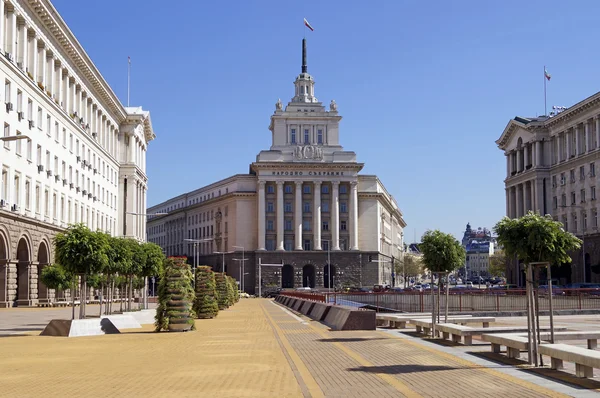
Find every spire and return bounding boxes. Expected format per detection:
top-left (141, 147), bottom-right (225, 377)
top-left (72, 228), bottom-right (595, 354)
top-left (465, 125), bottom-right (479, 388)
top-left (302, 38), bottom-right (307, 73)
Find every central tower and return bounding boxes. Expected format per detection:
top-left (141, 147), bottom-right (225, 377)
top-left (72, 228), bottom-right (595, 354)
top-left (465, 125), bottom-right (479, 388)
top-left (291, 39), bottom-right (318, 104)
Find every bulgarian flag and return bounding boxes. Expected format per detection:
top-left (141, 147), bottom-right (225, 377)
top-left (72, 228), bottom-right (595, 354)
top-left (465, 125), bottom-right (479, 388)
top-left (304, 18), bottom-right (314, 31)
top-left (544, 68), bottom-right (551, 81)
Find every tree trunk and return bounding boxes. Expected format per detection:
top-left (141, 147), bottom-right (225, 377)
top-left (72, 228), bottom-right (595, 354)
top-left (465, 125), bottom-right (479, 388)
top-left (71, 278), bottom-right (76, 320)
top-left (78, 274), bottom-right (86, 320)
top-left (120, 283), bottom-right (124, 313)
top-left (437, 277), bottom-right (441, 324)
top-left (430, 276), bottom-right (436, 338)
top-left (445, 272), bottom-right (450, 323)
top-left (98, 282), bottom-right (103, 318)
top-left (128, 276), bottom-right (133, 312)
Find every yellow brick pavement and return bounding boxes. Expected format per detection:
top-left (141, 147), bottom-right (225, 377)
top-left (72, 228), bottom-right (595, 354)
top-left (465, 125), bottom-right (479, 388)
top-left (0, 299), bottom-right (581, 397)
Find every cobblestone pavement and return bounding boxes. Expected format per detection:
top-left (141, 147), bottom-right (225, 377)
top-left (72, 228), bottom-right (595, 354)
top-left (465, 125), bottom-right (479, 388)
top-left (0, 300), bottom-right (596, 397)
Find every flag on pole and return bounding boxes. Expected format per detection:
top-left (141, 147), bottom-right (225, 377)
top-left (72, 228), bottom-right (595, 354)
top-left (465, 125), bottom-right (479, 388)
top-left (304, 18), bottom-right (314, 31)
top-left (128, 56), bottom-right (131, 65)
top-left (544, 68), bottom-right (551, 81)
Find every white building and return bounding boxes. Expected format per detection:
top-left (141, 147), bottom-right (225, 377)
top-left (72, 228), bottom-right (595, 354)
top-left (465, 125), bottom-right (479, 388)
top-left (496, 94), bottom-right (600, 285)
top-left (147, 39), bottom-right (406, 293)
top-left (0, 0), bottom-right (155, 307)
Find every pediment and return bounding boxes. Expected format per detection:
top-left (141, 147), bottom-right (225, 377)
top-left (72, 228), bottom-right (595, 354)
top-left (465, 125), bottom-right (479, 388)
top-left (496, 119), bottom-right (533, 151)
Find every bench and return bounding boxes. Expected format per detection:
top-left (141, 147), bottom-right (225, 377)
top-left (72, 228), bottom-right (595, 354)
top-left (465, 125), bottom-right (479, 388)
top-left (481, 333), bottom-right (530, 358)
top-left (411, 317), bottom-right (495, 335)
top-left (538, 343), bottom-right (600, 378)
top-left (376, 314), bottom-right (472, 329)
top-left (481, 328), bottom-right (569, 357)
top-left (537, 331), bottom-right (600, 350)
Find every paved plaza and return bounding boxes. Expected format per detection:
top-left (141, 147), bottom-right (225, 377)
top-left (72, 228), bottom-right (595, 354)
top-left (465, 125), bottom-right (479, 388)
top-left (0, 300), bottom-right (599, 397)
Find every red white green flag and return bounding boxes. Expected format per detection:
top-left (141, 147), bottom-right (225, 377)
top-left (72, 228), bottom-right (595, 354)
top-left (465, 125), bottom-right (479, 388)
top-left (544, 69), bottom-right (551, 81)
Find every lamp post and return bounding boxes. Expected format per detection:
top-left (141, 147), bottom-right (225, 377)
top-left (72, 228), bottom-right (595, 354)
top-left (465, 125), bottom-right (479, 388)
top-left (213, 250), bottom-right (234, 273)
top-left (372, 258), bottom-right (393, 287)
top-left (0, 134), bottom-right (30, 142)
top-left (559, 204), bottom-right (586, 283)
top-left (320, 239), bottom-right (332, 293)
top-left (184, 238), bottom-right (213, 282)
top-left (232, 245), bottom-right (245, 291)
top-left (127, 211), bottom-right (168, 309)
top-left (258, 258), bottom-right (283, 297)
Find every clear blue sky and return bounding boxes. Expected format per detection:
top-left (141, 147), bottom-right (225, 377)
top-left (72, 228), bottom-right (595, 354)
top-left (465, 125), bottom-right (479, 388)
top-left (53, 0), bottom-right (600, 241)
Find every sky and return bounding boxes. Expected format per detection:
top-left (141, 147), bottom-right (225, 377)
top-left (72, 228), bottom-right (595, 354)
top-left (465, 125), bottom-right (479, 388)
top-left (52, 0), bottom-right (600, 242)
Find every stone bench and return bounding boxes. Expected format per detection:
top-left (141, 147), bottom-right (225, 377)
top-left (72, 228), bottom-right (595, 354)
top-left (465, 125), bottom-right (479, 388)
top-left (537, 331), bottom-right (600, 350)
top-left (481, 328), bottom-right (569, 357)
top-left (538, 343), bottom-right (600, 378)
top-left (376, 314), bottom-right (472, 329)
top-left (323, 305), bottom-right (376, 331)
top-left (411, 317), bottom-right (495, 335)
top-left (439, 325), bottom-right (552, 346)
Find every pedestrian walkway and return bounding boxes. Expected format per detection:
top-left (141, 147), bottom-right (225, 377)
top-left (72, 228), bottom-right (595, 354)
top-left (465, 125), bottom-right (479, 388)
top-left (0, 299), bottom-right (595, 397)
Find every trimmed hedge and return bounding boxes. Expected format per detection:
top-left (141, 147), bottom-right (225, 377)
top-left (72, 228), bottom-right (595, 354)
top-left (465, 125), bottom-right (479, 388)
top-left (155, 257), bottom-right (196, 332)
top-left (215, 273), bottom-right (230, 310)
top-left (194, 266), bottom-right (219, 319)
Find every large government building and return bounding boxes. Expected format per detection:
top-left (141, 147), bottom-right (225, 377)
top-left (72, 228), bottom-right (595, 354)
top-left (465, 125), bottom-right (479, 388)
top-left (497, 95), bottom-right (600, 286)
top-left (147, 39), bottom-right (406, 293)
top-left (0, 0), bottom-right (155, 307)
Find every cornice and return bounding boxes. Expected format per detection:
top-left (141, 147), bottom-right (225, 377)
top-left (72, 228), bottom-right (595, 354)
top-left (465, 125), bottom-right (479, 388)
top-left (26, 0), bottom-right (127, 122)
top-left (251, 162), bottom-right (364, 171)
top-left (545, 95), bottom-right (600, 129)
top-left (0, 210), bottom-right (65, 233)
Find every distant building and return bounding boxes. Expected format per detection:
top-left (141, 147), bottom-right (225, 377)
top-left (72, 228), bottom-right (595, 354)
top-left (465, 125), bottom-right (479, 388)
top-left (461, 222), bottom-right (493, 246)
top-left (461, 223), bottom-right (495, 279)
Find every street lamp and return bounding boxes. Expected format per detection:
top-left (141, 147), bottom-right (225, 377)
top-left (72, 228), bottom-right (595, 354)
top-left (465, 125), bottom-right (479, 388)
top-left (258, 258), bottom-right (283, 297)
top-left (321, 239), bottom-right (332, 293)
top-left (232, 245), bottom-right (246, 292)
top-left (184, 238), bottom-right (213, 281)
top-left (213, 250), bottom-right (234, 273)
top-left (559, 204), bottom-right (587, 283)
top-left (372, 258), bottom-right (393, 286)
top-left (233, 257), bottom-right (250, 292)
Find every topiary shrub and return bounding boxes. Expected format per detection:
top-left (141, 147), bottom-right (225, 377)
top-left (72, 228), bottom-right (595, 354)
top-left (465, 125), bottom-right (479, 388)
top-left (227, 275), bottom-right (239, 303)
top-left (193, 266), bottom-right (219, 319)
top-left (155, 257), bottom-right (196, 332)
top-left (215, 273), bottom-right (230, 310)
top-left (225, 276), bottom-right (235, 306)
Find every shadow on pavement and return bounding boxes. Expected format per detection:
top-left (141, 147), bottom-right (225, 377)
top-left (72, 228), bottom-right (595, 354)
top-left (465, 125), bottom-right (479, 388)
top-left (347, 364), bottom-right (461, 374)
top-left (317, 337), bottom-right (388, 343)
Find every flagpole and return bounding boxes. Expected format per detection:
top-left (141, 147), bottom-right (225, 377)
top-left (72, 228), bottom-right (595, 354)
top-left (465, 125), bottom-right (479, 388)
top-left (127, 57), bottom-right (131, 107)
top-left (544, 65), bottom-right (547, 116)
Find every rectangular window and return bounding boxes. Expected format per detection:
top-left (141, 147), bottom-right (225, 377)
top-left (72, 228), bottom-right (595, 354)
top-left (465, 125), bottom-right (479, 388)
top-left (37, 107), bottom-right (42, 127)
top-left (592, 186), bottom-right (597, 200)
top-left (304, 129), bottom-right (310, 143)
top-left (13, 175), bottom-right (20, 206)
top-left (62, 129), bottom-right (66, 147)
top-left (580, 166), bottom-right (585, 180)
top-left (317, 129), bottom-right (323, 144)
top-left (284, 202), bottom-right (292, 212)
top-left (44, 189), bottom-right (49, 214)
top-left (561, 194), bottom-right (566, 207)
top-left (35, 185), bottom-right (40, 213)
top-left (340, 220), bottom-right (347, 231)
top-left (291, 128), bottom-right (296, 144)
top-left (266, 240), bottom-right (276, 251)
top-left (570, 169), bottom-right (575, 183)
top-left (284, 240), bottom-right (293, 251)
top-left (594, 210), bottom-right (598, 228)
top-left (552, 175), bottom-right (557, 187)
top-left (16, 90), bottom-right (22, 113)
top-left (340, 202), bottom-right (347, 213)
top-left (267, 202), bottom-right (274, 212)
top-left (69, 134), bottom-right (73, 152)
top-left (3, 123), bottom-right (9, 149)
top-left (571, 191), bottom-right (576, 205)
top-left (581, 189), bottom-right (586, 203)
top-left (322, 240), bottom-right (329, 251)
top-left (304, 239), bottom-right (311, 251)
top-left (46, 115), bottom-right (51, 137)
top-left (267, 184), bottom-right (274, 194)
top-left (322, 221), bottom-right (329, 231)
top-left (267, 220), bottom-right (274, 231)
top-left (553, 196), bottom-right (557, 209)
top-left (322, 202), bottom-right (329, 212)
top-left (27, 99), bottom-right (32, 121)
top-left (1, 169), bottom-right (7, 201)
top-left (55, 122), bottom-right (59, 142)
top-left (303, 185), bottom-right (311, 194)
top-left (303, 202), bottom-right (311, 212)
top-left (4, 80), bottom-right (11, 102)
top-left (26, 137), bottom-right (32, 161)
top-left (285, 219), bottom-right (292, 231)
top-left (591, 162), bottom-right (596, 177)
top-left (340, 185), bottom-right (347, 194)
top-left (15, 130), bottom-right (22, 155)
top-left (302, 220), bottom-right (311, 231)
top-left (284, 185), bottom-right (292, 194)
top-left (322, 185), bottom-right (329, 194)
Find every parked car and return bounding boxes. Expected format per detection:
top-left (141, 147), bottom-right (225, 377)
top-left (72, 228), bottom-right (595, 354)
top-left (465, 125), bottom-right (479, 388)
top-left (537, 285), bottom-right (565, 296)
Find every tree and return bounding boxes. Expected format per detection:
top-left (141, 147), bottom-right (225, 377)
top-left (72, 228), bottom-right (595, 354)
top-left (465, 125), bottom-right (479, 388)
top-left (419, 230), bottom-right (466, 334)
top-left (141, 242), bottom-right (165, 309)
top-left (54, 224), bottom-right (109, 319)
top-left (103, 236), bottom-right (132, 315)
top-left (494, 211), bottom-right (581, 365)
top-left (215, 273), bottom-right (230, 310)
top-left (488, 250), bottom-right (507, 278)
top-left (396, 255), bottom-right (423, 286)
top-left (122, 239), bottom-right (146, 311)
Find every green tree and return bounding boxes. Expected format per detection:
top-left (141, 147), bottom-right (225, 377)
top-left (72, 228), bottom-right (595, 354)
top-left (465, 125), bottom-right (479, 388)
top-left (104, 236), bottom-right (132, 315)
top-left (141, 242), bottom-right (165, 309)
top-left (40, 264), bottom-right (72, 292)
top-left (54, 224), bottom-right (109, 319)
top-left (420, 230), bottom-right (466, 331)
top-left (124, 239), bottom-right (147, 311)
top-left (396, 255), bottom-right (423, 287)
top-left (488, 250), bottom-right (507, 278)
top-left (494, 211), bottom-right (581, 363)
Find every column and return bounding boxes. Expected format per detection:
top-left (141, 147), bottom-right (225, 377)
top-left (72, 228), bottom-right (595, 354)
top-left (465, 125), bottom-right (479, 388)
top-left (312, 181), bottom-right (322, 250)
top-left (575, 125), bottom-right (581, 155)
top-left (7, 7), bottom-right (16, 55)
top-left (531, 181), bottom-right (536, 213)
top-left (276, 181), bottom-right (284, 251)
top-left (506, 188), bottom-right (511, 217)
top-left (536, 141), bottom-right (542, 166)
top-left (596, 116), bottom-right (600, 151)
top-left (524, 145), bottom-right (529, 168)
top-left (517, 149), bottom-right (523, 172)
top-left (532, 142), bottom-right (536, 167)
top-left (129, 135), bottom-right (136, 163)
top-left (516, 184), bottom-right (523, 218)
top-left (557, 134), bottom-right (562, 162)
top-left (566, 130), bottom-right (572, 159)
top-left (125, 177), bottom-right (135, 236)
top-left (350, 181), bottom-right (359, 250)
top-left (19, 22), bottom-right (27, 71)
top-left (524, 181), bottom-right (531, 213)
top-left (511, 186), bottom-right (517, 218)
top-left (585, 122), bottom-right (590, 152)
top-left (331, 181), bottom-right (340, 250)
top-left (39, 46), bottom-right (46, 86)
top-left (506, 153), bottom-right (510, 177)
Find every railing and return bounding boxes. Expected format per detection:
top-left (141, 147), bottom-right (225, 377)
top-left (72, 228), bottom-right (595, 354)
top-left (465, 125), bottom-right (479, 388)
top-left (280, 288), bottom-right (600, 313)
